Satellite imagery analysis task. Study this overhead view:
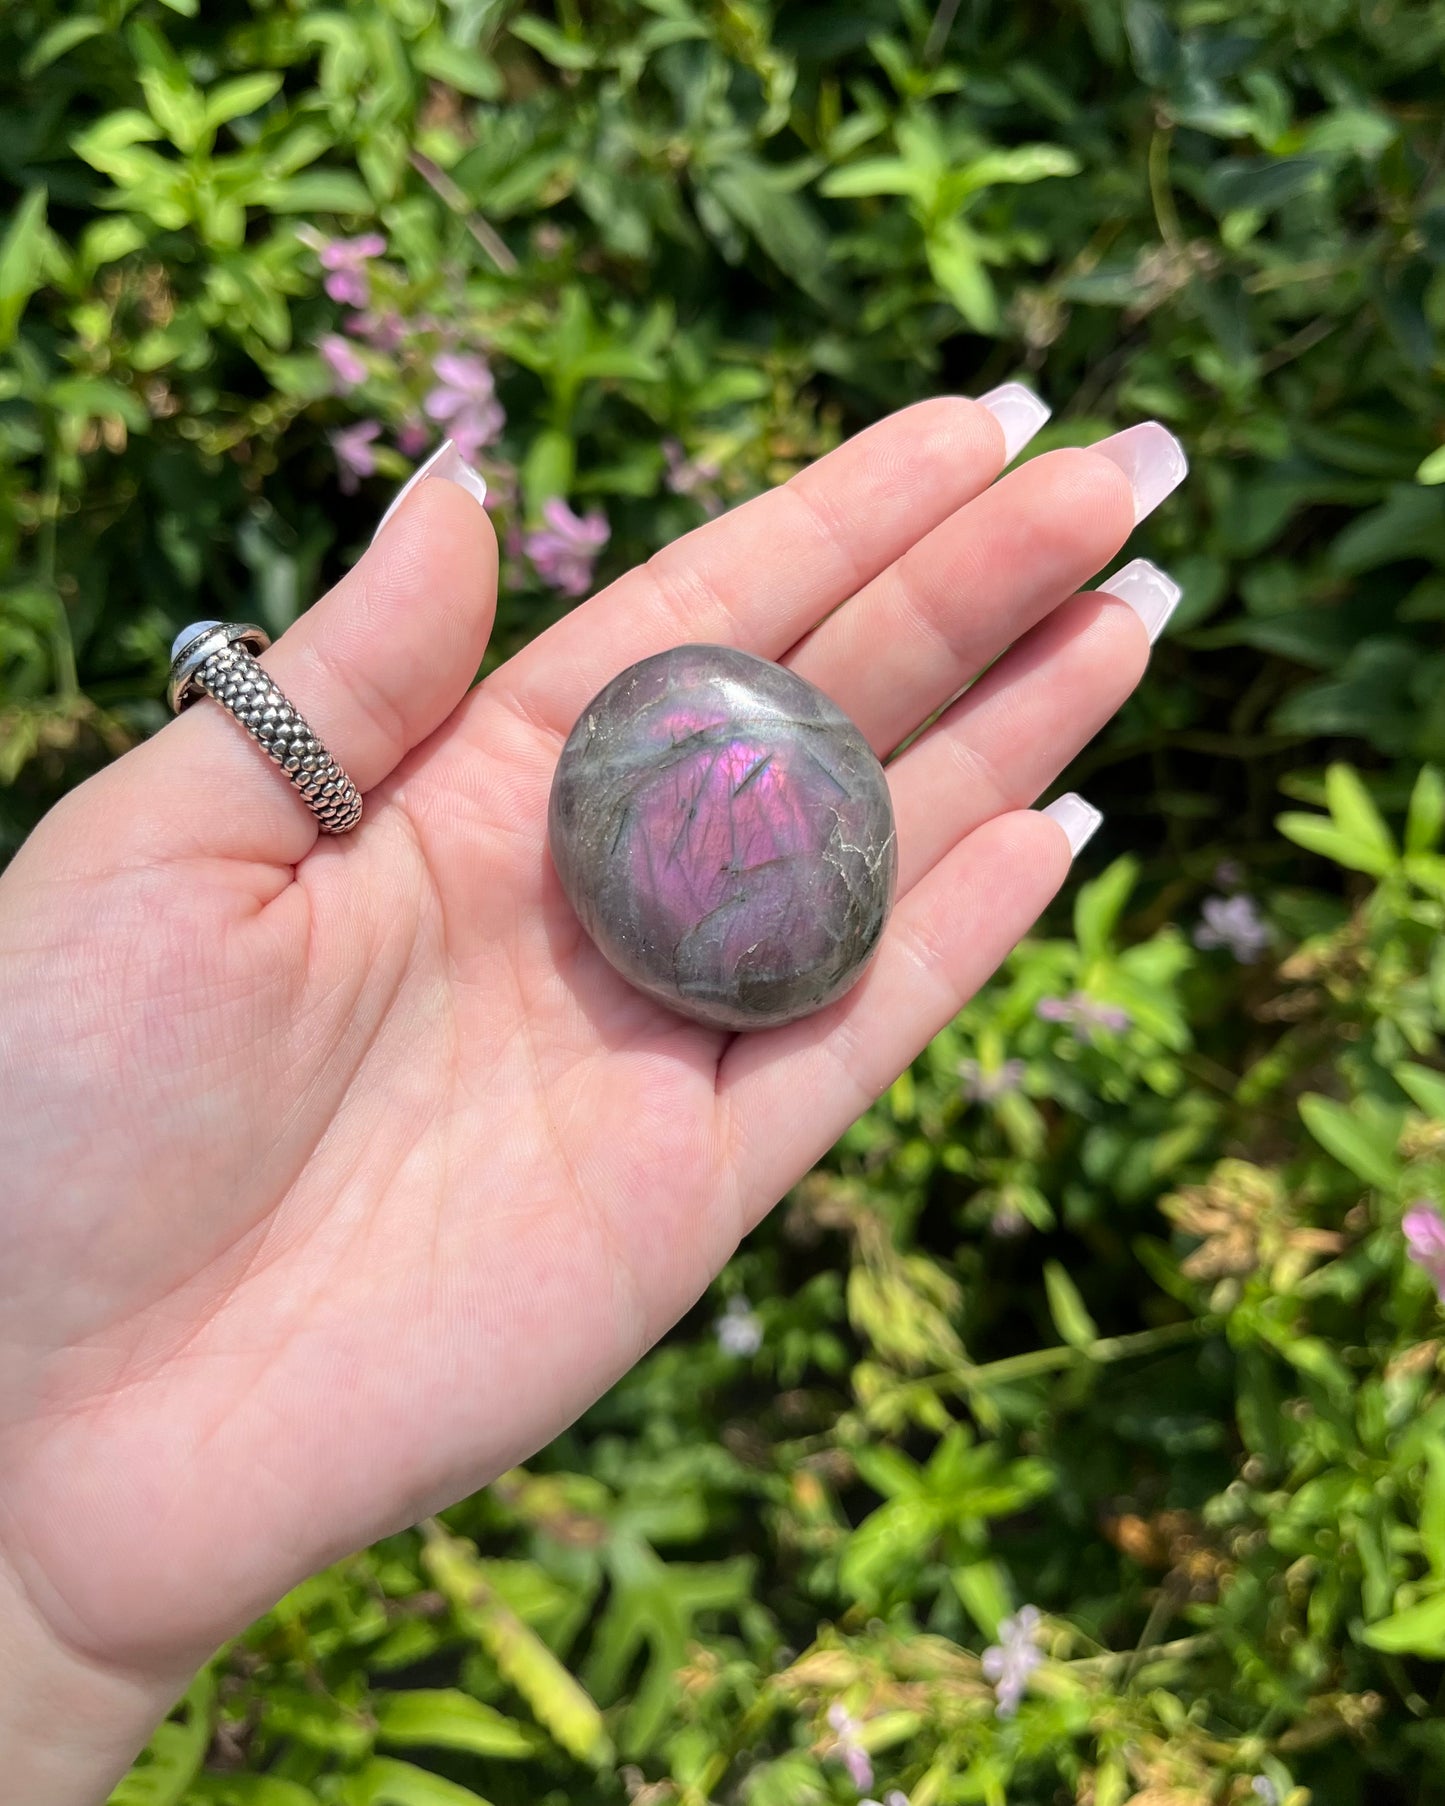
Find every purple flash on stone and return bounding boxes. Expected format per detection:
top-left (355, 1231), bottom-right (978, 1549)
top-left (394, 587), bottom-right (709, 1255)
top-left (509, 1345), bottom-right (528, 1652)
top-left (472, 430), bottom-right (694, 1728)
top-left (548, 644), bottom-right (898, 1031)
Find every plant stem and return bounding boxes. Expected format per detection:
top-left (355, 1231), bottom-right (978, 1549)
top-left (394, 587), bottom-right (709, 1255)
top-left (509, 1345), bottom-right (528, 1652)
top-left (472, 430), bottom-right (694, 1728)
top-left (1148, 126), bottom-right (1183, 251)
top-left (949, 1315), bottom-right (1214, 1392)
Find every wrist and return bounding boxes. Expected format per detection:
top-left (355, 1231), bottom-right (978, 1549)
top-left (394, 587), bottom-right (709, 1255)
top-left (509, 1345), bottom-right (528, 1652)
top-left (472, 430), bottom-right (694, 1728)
top-left (0, 1549), bottom-right (187, 1805)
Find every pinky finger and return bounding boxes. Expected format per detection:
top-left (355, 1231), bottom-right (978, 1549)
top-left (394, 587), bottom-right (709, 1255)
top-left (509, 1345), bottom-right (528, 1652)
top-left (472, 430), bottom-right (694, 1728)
top-left (718, 806), bottom-right (1089, 1223)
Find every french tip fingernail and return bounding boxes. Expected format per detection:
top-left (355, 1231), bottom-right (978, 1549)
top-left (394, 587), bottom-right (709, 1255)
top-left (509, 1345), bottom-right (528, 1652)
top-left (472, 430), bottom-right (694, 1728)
top-left (1041, 793), bottom-right (1104, 858)
top-left (977, 381), bottom-right (1051, 462)
top-left (1091, 421), bottom-right (1188, 523)
top-left (372, 439), bottom-right (488, 544)
top-left (1103, 556), bottom-right (1182, 645)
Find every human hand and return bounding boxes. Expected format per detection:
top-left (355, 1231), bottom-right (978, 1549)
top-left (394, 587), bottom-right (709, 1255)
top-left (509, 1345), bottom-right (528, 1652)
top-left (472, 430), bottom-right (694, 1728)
top-left (0, 395), bottom-right (1184, 1795)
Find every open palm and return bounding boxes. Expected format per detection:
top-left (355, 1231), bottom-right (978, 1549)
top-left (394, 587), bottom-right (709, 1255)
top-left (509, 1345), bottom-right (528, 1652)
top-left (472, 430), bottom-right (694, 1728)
top-left (0, 399), bottom-right (1175, 1752)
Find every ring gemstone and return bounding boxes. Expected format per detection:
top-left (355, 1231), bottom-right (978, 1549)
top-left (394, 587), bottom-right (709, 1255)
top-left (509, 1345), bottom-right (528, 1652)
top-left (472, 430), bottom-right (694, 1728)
top-left (547, 644), bottom-right (897, 1031)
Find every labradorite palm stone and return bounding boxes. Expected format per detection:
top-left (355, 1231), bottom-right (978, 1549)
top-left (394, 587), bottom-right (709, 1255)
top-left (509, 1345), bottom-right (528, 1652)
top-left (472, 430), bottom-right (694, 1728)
top-left (548, 644), bottom-right (897, 1031)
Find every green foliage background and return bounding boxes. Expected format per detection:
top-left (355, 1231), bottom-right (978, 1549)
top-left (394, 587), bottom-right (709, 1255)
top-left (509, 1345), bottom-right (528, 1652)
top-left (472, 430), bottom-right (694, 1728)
top-left (2, 1), bottom-right (1445, 1801)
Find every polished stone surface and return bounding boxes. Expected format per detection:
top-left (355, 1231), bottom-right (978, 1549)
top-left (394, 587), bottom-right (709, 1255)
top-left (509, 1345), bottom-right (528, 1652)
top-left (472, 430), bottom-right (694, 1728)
top-left (548, 644), bottom-right (897, 1030)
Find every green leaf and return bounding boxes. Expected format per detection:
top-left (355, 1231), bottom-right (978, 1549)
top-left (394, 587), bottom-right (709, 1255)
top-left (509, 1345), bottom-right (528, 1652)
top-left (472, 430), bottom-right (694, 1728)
top-left (1276, 812), bottom-right (1395, 877)
top-left (818, 157), bottom-right (921, 199)
top-left (509, 16), bottom-right (595, 69)
top-left (423, 1527), bottom-right (613, 1766)
top-left (79, 217), bottom-right (148, 270)
top-left (339, 1759), bottom-right (492, 1806)
top-left (48, 377), bottom-right (149, 431)
top-left (1396, 1063), bottom-right (1445, 1122)
top-left (1417, 446), bottom-right (1445, 486)
top-left (1074, 855), bottom-right (1138, 960)
top-left (1044, 1261), bottom-right (1099, 1350)
top-left (413, 36), bottom-right (504, 100)
top-left (138, 66), bottom-right (207, 155)
top-left (1406, 766), bottom-right (1445, 855)
top-left (192, 1781), bottom-right (317, 1806)
top-left (520, 430), bottom-right (576, 524)
top-left (260, 172), bottom-right (376, 214)
top-left (1361, 1590), bottom-right (1445, 1657)
top-left (22, 15), bottom-right (103, 76)
top-left (1204, 155), bottom-right (1322, 216)
top-left (1298, 1093), bottom-right (1402, 1191)
top-left (925, 220), bottom-right (996, 331)
top-left (203, 72), bottom-right (284, 133)
top-left (706, 160), bottom-right (835, 302)
top-left (0, 188), bottom-right (48, 352)
top-left (375, 1690), bottom-right (536, 1759)
top-left (1420, 1446), bottom-right (1445, 1581)
top-left (952, 1558), bottom-right (1011, 1638)
top-left (1325, 763), bottom-right (1396, 867)
top-left (954, 143), bottom-right (1080, 195)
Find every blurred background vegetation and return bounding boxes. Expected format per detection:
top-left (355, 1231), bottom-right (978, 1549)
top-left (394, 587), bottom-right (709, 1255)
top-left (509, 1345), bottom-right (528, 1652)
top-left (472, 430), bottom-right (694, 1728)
top-left (2, 1), bottom-right (1445, 1802)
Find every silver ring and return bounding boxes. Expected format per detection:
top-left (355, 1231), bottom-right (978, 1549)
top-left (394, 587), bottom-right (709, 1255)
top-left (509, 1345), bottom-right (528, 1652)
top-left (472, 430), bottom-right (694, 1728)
top-left (167, 621), bottom-right (363, 835)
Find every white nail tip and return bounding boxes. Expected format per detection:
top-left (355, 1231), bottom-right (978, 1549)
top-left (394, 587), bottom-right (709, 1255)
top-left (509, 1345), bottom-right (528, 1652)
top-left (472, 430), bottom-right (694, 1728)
top-left (1104, 556), bottom-right (1182, 645)
top-left (372, 439), bottom-right (488, 543)
top-left (977, 381), bottom-right (1051, 462)
top-left (1041, 793), bottom-right (1104, 858)
top-left (1091, 421), bottom-right (1188, 523)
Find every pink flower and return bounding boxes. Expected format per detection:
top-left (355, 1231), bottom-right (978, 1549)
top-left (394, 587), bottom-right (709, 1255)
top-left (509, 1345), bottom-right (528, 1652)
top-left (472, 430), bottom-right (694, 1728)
top-left (663, 437), bottom-right (724, 517)
top-left (1404, 1203), bottom-right (1445, 1303)
top-left (317, 232), bottom-right (386, 307)
top-left (825, 1704), bottom-right (874, 1793)
top-left (319, 333), bottom-right (367, 390)
top-left (959, 1057), bottom-right (1025, 1103)
top-left (423, 352), bottom-right (505, 463)
top-left (524, 497), bottom-right (610, 597)
top-left (347, 308), bottom-right (408, 351)
top-left (329, 420), bottom-right (381, 493)
top-left (1036, 993), bottom-right (1132, 1037)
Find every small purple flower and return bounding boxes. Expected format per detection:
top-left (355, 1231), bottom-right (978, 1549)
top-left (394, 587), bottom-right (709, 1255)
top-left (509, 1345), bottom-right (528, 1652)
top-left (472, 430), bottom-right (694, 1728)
top-left (1194, 894), bottom-right (1272, 963)
top-left (524, 497), bottom-right (610, 597)
top-left (959, 1057), bottom-right (1026, 1103)
top-left (825, 1704), bottom-right (873, 1793)
top-left (862, 1796), bottom-right (910, 1806)
top-left (346, 308), bottom-right (408, 352)
top-left (1214, 858), bottom-right (1247, 891)
top-left (1036, 993), bottom-right (1132, 1037)
top-left (319, 333), bottom-right (367, 390)
top-left (981, 1604), bottom-right (1043, 1718)
top-left (329, 420), bottom-right (381, 493)
top-left (424, 352), bottom-right (506, 463)
top-left (317, 232), bottom-right (386, 307)
top-left (396, 420), bottom-right (431, 459)
top-left (1251, 1780), bottom-right (1280, 1806)
top-left (715, 1295), bottom-right (762, 1357)
top-left (663, 437), bottom-right (723, 514)
top-left (1404, 1202), bottom-right (1445, 1304)
top-left (989, 1205), bottom-right (1031, 1239)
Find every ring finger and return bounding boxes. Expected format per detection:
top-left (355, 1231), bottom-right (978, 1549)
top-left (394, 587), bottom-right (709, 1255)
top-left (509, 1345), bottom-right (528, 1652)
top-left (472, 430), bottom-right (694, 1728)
top-left (886, 556), bottom-right (1181, 896)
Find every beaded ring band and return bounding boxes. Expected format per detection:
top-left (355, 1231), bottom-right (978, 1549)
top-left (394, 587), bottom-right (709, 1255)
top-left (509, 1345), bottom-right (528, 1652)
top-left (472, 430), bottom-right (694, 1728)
top-left (167, 621), bottom-right (363, 835)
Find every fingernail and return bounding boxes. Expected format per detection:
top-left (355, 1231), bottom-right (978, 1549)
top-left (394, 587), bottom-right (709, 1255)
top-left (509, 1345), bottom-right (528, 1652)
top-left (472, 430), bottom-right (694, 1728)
top-left (1041, 793), bottom-right (1104, 858)
top-left (978, 381), bottom-right (1051, 462)
top-left (1102, 556), bottom-right (1182, 645)
top-left (372, 439), bottom-right (488, 543)
top-left (1091, 422), bottom-right (1188, 523)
